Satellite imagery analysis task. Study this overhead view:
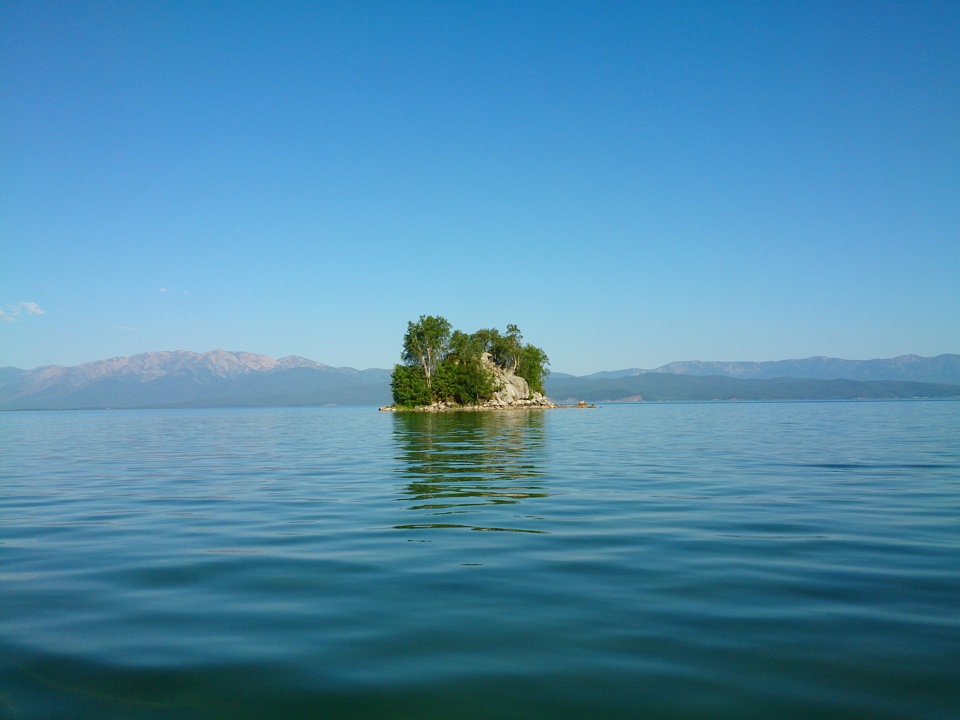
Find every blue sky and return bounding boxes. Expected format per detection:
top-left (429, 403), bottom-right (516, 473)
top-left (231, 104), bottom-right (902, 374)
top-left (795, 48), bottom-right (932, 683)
top-left (2, 1), bottom-right (958, 375)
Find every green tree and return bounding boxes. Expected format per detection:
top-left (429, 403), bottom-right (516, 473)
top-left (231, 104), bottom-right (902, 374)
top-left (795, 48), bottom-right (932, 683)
top-left (435, 330), bottom-right (496, 405)
top-left (494, 323), bottom-right (524, 372)
top-left (433, 358), bottom-right (494, 405)
top-left (390, 363), bottom-right (431, 407)
top-left (516, 344), bottom-right (550, 394)
top-left (401, 315), bottom-right (451, 390)
top-left (469, 328), bottom-right (499, 358)
top-left (448, 329), bottom-right (485, 361)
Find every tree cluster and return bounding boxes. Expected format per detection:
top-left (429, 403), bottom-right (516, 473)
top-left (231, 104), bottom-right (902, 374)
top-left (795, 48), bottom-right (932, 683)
top-left (390, 315), bottom-right (550, 407)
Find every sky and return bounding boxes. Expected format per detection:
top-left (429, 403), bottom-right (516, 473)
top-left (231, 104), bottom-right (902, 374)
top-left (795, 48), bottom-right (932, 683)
top-left (2, 1), bottom-right (958, 375)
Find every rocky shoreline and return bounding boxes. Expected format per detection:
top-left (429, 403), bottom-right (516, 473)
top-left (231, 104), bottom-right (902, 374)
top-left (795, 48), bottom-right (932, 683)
top-left (379, 397), bottom-right (597, 412)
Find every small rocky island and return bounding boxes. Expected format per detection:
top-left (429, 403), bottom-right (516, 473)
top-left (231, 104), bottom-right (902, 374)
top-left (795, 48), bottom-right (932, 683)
top-left (380, 315), bottom-right (570, 412)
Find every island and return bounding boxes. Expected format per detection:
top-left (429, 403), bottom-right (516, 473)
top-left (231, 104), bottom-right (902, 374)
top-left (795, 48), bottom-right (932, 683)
top-left (380, 315), bottom-right (565, 411)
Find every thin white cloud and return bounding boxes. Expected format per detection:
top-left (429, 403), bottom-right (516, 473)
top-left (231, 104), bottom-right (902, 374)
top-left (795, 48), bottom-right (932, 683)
top-left (0, 301), bottom-right (46, 323)
top-left (159, 287), bottom-right (170, 294)
top-left (19, 301), bottom-right (45, 316)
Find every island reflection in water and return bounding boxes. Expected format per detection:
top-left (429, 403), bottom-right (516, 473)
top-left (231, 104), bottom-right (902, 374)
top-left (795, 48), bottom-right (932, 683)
top-left (391, 410), bottom-right (550, 533)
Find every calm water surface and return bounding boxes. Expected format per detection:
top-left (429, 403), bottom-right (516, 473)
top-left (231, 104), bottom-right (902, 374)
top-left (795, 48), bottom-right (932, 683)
top-left (1, 402), bottom-right (958, 719)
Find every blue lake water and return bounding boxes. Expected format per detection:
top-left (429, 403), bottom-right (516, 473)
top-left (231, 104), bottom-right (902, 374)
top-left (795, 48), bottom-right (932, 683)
top-left (1, 401), bottom-right (959, 719)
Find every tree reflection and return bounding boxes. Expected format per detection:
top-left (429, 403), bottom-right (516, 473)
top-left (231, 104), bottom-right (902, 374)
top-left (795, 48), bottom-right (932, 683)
top-left (391, 411), bottom-right (549, 533)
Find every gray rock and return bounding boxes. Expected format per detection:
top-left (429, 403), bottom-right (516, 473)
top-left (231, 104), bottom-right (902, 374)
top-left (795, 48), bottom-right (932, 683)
top-left (482, 353), bottom-right (529, 404)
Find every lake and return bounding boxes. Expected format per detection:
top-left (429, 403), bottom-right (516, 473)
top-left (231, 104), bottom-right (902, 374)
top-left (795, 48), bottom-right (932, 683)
top-left (1, 401), bottom-right (958, 719)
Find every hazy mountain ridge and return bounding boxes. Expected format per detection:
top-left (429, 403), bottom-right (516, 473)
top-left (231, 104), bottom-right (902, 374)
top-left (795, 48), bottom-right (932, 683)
top-left (544, 373), bottom-right (960, 404)
top-left (0, 350), bottom-right (390, 410)
top-left (585, 354), bottom-right (960, 385)
top-left (1, 351), bottom-right (958, 409)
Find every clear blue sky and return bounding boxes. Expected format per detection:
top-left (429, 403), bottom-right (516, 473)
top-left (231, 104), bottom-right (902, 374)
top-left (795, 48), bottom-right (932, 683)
top-left (2, 1), bottom-right (958, 375)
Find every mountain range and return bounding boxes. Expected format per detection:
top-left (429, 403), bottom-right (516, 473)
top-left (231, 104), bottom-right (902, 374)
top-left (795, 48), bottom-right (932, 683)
top-left (0, 350), bottom-right (391, 410)
top-left (583, 354), bottom-right (960, 385)
top-left (1, 351), bottom-right (958, 410)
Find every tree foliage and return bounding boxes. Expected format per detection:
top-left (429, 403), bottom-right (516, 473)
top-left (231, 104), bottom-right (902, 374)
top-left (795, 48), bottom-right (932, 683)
top-left (389, 315), bottom-right (549, 407)
top-left (401, 315), bottom-right (451, 387)
top-left (516, 344), bottom-right (550, 394)
top-left (389, 363), bottom-right (431, 407)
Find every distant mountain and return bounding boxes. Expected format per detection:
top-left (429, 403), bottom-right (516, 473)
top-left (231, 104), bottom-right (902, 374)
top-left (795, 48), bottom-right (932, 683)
top-left (2, 351), bottom-right (958, 410)
top-left (584, 354), bottom-right (960, 385)
top-left (543, 373), bottom-right (960, 403)
top-left (0, 350), bottom-right (392, 410)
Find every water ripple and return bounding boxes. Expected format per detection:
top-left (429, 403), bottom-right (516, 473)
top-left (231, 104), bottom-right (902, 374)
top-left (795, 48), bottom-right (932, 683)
top-left (1, 402), bottom-right (958, 719)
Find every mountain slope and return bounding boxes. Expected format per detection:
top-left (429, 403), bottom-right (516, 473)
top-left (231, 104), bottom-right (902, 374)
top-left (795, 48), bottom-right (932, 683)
top-left (0, 350), bottom-right (391, 410)
top-left (544, 373), bottom-right (960, 403)
top-left (584, 354), bottom-right (960, 385)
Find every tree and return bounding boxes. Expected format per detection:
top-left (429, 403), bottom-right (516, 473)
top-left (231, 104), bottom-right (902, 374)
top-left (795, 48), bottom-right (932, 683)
top-left (433, 357), bottom-right (494, 406)
top-left (401, 315), bottom-right (451, 390)
top-left (491, 323), bottom-right (523, 372)
top-left (390, 363), bottom-right (431, 407)
top-left (516, 344), bottom-right (550, 394)
top-left (435, 330), bottom-right (495, 405)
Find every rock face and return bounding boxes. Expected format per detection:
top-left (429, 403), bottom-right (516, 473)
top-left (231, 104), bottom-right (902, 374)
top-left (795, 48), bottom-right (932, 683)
top-left (482, 352), bottom-right (530, 404)
top-left (482, 353), bottom-right (556, 408)
top-left (409, 354), bottom-right (556, 410)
